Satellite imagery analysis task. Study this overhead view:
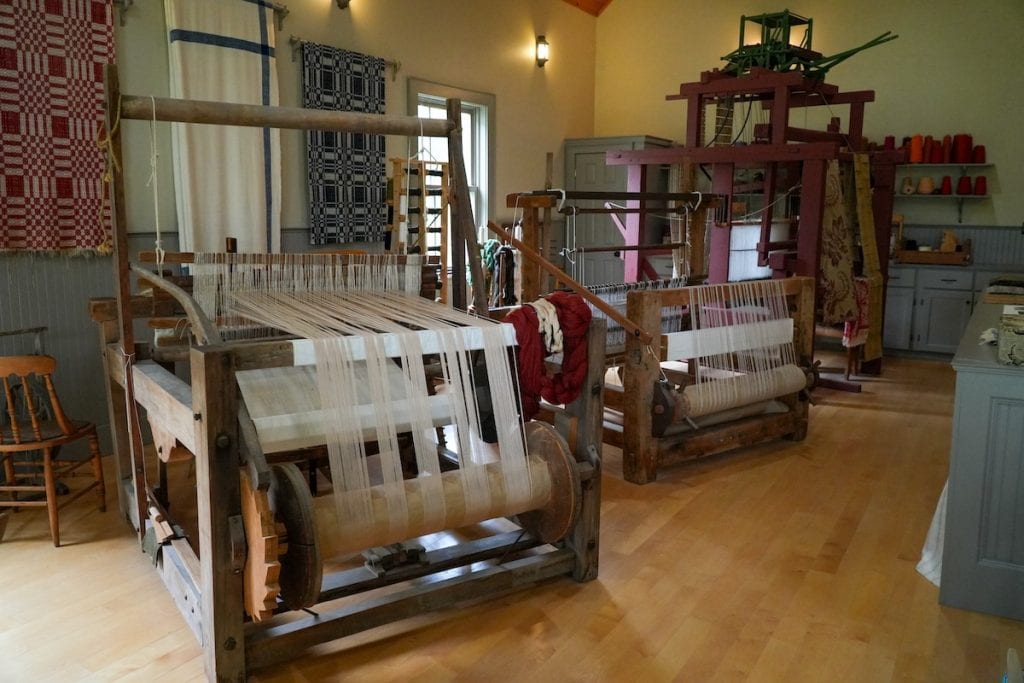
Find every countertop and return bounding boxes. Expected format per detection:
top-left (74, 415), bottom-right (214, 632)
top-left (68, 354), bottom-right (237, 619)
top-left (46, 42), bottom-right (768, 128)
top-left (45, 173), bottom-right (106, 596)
top-left (952, 302), bottom-right (1022, 372)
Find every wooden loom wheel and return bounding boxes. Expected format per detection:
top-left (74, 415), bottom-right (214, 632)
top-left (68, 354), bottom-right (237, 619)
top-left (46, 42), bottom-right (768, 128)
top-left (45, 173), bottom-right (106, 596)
top-left (268, 462), bottom-right (322, 611)
top-left (517, 422), bottom-right (581, 544)
top-left (240, 463), bottom-right (321, 619)
top-left (240, 472), bottom-right (283, 621)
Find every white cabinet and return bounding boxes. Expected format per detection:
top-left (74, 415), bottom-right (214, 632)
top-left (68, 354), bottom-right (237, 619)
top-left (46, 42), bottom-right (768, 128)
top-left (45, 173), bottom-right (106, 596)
top-left (884, 266), bottom-right (975, 354)
top-left (912, 269), bottom-right (975, 354)
top-left (883, 267), bottom-right (915, 350)
top-left (941, 304), bottom-right (1024, 621)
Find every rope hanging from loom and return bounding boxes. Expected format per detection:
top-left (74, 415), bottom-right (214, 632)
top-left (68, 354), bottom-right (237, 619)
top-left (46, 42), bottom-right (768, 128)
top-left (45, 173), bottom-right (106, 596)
top-left (508, 291), bottom-right (591, 419)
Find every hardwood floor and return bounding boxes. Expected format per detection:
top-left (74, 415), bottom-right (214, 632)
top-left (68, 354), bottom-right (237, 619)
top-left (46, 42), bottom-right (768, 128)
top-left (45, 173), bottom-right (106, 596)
top-left (1, 352), bottom-right (1021, 681)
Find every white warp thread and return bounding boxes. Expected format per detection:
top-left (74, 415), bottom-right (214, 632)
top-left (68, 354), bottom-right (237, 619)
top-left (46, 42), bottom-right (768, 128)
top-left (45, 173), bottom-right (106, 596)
top-left (200, 252), bottom-right (533, 554)
top-left (686, 279), bottom-right (799, 415)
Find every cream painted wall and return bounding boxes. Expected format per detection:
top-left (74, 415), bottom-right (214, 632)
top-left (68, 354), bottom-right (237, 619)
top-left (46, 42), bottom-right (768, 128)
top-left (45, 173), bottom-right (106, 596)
top-left (595, 0), bottom-right (1024, 227)
top-left (113, 0), bottom-right (596, 236)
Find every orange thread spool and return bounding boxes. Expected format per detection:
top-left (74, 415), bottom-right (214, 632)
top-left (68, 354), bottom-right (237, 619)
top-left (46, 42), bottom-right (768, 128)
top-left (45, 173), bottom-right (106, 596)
top-left (909, 135), bottom-right (924, 163)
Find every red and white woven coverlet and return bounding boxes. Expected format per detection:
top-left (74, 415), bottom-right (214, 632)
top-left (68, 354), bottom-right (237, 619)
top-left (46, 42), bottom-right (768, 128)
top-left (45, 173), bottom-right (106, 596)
top-left (0, 0), bottom-right (114, 252)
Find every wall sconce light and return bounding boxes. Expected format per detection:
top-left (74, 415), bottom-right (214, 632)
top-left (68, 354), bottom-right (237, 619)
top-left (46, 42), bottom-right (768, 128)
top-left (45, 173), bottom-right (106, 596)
top-left (336, 0), bottom-right (350, 8)
top-left (536, 35), bottom-right (549, 68)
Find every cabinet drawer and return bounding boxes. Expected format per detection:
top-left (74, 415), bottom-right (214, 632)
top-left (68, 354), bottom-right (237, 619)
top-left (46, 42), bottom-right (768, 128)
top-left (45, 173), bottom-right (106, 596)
top-left (887, 267), bottom-right (916, 288)
top-left (918, 269), bottom-right (973, 290)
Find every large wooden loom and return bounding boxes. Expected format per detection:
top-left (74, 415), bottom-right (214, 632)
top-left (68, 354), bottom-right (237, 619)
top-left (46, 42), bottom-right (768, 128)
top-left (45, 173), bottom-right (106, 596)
top-left (91, 65), bottom-right (604, 681)
top-left (487, 222), bottom-right (814, 485)
top-left (605, 67), bottom-right (902, 375)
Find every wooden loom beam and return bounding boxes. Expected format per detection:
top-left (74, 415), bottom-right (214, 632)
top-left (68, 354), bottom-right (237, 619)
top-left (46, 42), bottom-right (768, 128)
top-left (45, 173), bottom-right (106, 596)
top-left (119, 94), bottom-right (453, 137)
top-left (446, 99), bottom-right (488, 314)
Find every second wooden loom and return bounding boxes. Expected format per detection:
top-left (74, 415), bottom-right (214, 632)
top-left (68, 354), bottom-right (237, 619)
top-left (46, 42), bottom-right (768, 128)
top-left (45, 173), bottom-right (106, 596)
top-left (487, 220), bottom-right (815, 486)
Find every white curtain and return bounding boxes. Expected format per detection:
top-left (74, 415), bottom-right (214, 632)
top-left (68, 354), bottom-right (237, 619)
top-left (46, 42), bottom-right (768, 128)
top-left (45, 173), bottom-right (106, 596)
top-left (164, 0), bottom-right (281, 253)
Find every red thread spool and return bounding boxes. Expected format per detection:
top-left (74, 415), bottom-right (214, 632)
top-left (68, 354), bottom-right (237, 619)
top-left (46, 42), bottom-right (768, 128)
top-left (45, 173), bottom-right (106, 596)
top-left (940, 175), bottom-right (953, 195)
top-left (909, 135), bottom-right (924, 163)
top-left (942, 135), bottom-right (952, 163)
top-left (929, 144), bottom-right (944, 163)
top-left (972, 145), bottom-right (986, 164)
top-left (954, 134), bottom-right (972, 163)
top-left (883, 135), bottom-right (895, 150)
top-left (956, 175), bottom-right (973, 195)
top-left (974, 176), bottom-right (987, 196)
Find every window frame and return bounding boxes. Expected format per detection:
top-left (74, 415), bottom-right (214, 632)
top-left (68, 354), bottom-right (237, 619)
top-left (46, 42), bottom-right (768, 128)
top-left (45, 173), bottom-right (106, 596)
top-left (407, 78), bottom-right (496, 227)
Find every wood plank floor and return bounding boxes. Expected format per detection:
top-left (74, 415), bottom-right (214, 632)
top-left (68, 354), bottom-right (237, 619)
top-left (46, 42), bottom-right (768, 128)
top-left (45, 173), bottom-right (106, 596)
top-left (1, 352), bottom-right (1021, 681)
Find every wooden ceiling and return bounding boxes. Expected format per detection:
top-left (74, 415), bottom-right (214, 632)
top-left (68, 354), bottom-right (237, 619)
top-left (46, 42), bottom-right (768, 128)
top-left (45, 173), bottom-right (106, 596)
top-left (559, 0), bottom-right (614, 17)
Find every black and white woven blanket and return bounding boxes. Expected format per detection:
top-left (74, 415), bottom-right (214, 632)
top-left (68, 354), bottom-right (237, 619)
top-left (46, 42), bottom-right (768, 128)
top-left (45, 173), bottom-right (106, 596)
top-left (302, 42), bottom-right (387, 243)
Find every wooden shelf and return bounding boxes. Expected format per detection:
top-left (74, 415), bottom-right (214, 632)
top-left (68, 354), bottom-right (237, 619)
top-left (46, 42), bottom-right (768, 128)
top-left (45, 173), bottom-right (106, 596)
top-left (894, 241), bottom-right (972, 265)
top-left (895, 194), bottom-right (988, 199)
top-left (897, 163), bottom-right (992, 169)
top-left (893, 193), bottom-right (989, 223)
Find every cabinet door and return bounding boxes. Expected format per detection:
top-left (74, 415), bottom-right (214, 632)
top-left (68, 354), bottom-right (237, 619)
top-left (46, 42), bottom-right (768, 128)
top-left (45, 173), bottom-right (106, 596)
top-left (883, 286), bottom-right (915, 350)
top-left (941, 365), bottom-right (1024, 621)
top-left (565, 137), bottom-right (669, 287)
top-left (913, 288), bottom-right (973, 353)
top-left (565, 149), bottom-right (625, 286)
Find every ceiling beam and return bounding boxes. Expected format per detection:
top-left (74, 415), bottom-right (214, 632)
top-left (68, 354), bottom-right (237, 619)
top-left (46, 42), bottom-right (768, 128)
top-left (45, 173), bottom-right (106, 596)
top-left (559, 0), bottom-right (612, 17)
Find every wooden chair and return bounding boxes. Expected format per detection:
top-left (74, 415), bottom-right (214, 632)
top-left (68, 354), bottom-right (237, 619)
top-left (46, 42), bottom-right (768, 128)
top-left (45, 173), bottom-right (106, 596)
top-left (0, 355), bottom-right (105, 546)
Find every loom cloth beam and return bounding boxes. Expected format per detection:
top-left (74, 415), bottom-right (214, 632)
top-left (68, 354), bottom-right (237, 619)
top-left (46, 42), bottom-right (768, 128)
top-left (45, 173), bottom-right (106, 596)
top-left (243, 422), bottom-right (581, 621)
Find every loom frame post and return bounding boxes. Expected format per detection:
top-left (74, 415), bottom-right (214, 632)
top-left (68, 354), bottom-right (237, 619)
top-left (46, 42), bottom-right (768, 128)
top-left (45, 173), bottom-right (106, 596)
top-left (622, 290), bottom-right (665, 484)
top-left (622, 164), bottom-right (646, 282)
top-left (102, 64), bottom-right (150, 539)
top-left (191, 344), bottom-right (247, 681)
top-left (562, 318), bottom-right (606, 580)
top-left (445, 98), bottom-right (489, 315)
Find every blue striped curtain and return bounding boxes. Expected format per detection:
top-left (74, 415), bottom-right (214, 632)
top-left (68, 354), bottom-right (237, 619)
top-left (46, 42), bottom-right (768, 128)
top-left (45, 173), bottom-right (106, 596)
top-left (165, 0), bottom-right (281, 253)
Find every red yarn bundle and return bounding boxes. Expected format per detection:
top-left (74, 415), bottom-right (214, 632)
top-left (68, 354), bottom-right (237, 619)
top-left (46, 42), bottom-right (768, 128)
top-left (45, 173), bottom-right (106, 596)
top-left (506, 291), bottom-right (591, 419)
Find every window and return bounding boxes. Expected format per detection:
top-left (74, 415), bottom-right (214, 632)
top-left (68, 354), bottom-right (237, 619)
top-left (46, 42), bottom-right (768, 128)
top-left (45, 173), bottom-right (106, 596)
top-left (407, 79), bottom-right (495, 230)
